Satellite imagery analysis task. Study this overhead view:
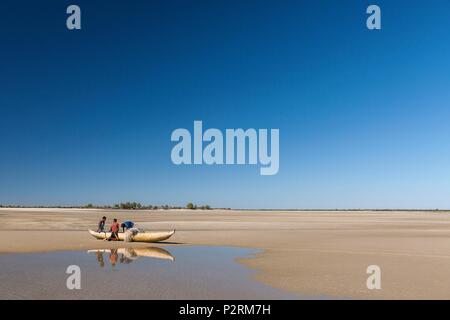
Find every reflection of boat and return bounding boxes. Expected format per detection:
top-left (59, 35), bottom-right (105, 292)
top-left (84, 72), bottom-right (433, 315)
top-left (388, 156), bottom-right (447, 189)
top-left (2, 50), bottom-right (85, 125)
top-left (88, 247), bottom-right (174, 262)
top-left (127, 247), bottom-right (174, 261)
top-left (88, 229), bottom-right (175, 242)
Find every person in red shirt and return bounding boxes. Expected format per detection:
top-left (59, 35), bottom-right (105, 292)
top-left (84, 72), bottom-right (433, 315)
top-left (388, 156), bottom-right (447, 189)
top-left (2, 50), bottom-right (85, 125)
top-left (108, 218), bottom-right (120, 241)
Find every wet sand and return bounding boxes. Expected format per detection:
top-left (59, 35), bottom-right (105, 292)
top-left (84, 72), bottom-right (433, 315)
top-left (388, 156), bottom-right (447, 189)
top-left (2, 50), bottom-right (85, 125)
top-left (2, 208), bottom-right (450, 299)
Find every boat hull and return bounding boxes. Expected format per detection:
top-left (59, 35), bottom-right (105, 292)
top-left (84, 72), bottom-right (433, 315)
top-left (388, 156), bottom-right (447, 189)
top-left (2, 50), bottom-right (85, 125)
top-left (88, 247), bottom-right (174, 261)
top-left (88, 229), bottom-right (175, 243)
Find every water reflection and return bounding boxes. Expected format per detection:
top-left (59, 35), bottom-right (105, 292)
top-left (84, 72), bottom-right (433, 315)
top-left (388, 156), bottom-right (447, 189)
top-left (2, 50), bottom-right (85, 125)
top-left (0, 247), bottom-right (299, 299)
top-left (88, 247), bottom-right (174, 268)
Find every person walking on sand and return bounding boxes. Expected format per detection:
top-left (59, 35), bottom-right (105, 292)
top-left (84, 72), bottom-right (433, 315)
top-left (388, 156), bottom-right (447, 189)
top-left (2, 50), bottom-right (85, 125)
top-left (97, 216), bottom-right (107, 232)
top-left (108, 218), bottom-right (120, 241)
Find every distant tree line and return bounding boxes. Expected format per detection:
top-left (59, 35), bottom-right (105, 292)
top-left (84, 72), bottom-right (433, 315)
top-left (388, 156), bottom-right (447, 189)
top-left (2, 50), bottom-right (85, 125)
top-left (185, 202), bottom-right (211, 210)
top-left (84, 202), bottom-right (212, 210)
top-left (0, 203), bottom-right (215, 210)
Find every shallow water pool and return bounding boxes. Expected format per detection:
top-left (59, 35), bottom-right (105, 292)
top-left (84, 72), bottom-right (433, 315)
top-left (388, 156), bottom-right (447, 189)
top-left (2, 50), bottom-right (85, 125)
top-left (0, 246), bottom-right (298, 299)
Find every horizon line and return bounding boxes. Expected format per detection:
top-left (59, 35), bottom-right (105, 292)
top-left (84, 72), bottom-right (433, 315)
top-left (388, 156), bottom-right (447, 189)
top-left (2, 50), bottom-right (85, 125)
top-left (1, 205), bottom-right (449, 212)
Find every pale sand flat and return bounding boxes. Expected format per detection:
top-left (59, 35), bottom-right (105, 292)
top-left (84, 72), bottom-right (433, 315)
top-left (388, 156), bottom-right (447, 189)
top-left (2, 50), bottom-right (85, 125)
top-left (1, 208), bottom-right (450, 299)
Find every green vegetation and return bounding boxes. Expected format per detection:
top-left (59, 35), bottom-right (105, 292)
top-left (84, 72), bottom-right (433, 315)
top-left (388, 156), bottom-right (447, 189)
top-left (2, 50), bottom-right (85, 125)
top-left (116, 202), bottom-right (142, 210)
top-left (186, 202), bottom-right (194, 210)
top-left (0, 203), bottom-right (218, 210)
top-left (186, 203), bottom-right (211, 210)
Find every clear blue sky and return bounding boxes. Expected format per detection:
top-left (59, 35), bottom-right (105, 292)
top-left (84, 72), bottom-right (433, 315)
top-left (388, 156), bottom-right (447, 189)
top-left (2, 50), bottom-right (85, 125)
top-left (1, 0), bottom-right (450, 209)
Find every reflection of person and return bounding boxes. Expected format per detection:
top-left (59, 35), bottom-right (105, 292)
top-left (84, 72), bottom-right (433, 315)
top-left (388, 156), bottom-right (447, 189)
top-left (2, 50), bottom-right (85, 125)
top-left (109, 249), bottom-right (118, 266)
top-left (119, 253), bottom-right (134, 264)
top-left (96, 251), bottom-right (105, 267)
top-left (121, 220), bottom-right (135, 232)
top-left (97, 216), bottom-right (107, 232)
top-left (123, 248), bottom-right (138, 260)
top-left (108, 218), bottom-right (120, 241)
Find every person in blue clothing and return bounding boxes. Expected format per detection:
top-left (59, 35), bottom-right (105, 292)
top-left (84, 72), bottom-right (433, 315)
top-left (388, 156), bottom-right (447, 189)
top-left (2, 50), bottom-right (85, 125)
top-left (121, 220), bottom-right (135, 232)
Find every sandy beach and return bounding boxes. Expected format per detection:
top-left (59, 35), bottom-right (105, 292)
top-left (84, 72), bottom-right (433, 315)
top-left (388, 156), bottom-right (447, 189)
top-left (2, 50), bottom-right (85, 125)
top-left (2, 208), bottom-right (450, 299)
